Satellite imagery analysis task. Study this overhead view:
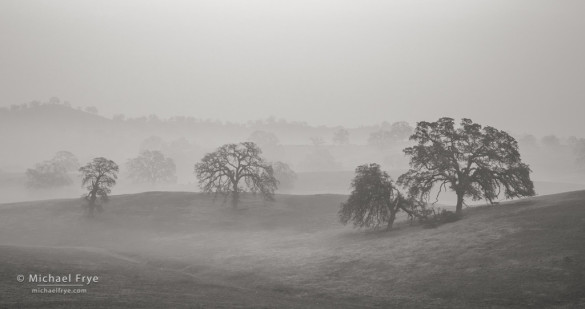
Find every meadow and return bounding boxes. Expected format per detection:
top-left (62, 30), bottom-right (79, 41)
top-left (1, 191), bottom-right (584, 308)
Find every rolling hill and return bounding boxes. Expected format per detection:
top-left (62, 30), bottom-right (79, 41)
top-left (0, 191), bottom-right (584, 308)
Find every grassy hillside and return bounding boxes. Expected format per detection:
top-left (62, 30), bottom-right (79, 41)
top-left (0, 191), bottom-right (584, 308)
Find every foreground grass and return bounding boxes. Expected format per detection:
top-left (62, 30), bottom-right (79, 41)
top-left (0, 191), bottom-right (584, 308)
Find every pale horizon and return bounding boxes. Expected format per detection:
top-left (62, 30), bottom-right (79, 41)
top-left (1, 0), bottom-right (584, 136)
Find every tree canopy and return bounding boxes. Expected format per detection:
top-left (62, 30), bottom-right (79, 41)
top-left (332, 128), bottom-right (349, 145)
top-left (26, 160), bottom-right (71, 189)
top-left (127, 150), bottom-right (176, 185)
top-left (52, 151), bottom-right (80, 172)
top-left (368, 121), bottom-right (414, 150)
top-left (25, 151), bottom-right (79, 189)
top-left (272, 161), bottom-right (297, 191)
top-left (194, 142), bottom-right (278, 208)
top-left (79, 157), bottom-right (119, 216)
top-left (398, 117), bottom-right (535, 214)
top-left (339, 163), bottom-right (417, 230)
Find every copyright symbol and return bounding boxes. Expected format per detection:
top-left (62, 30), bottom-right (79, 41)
top-left (17, 275), bottom-right (24, 282)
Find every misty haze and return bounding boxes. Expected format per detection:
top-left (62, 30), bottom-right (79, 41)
top-left (1, 1), bottom-right (584, 308)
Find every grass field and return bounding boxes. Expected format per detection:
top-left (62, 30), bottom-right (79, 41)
top-left (1, 191), bottom-right (584, 308)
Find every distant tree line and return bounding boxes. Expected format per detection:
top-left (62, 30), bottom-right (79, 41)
top-left (24, 141), bottom-right (297, 216)
top-left (367, 121), bottom-right (413, 150)
top-left (16, 104), bottom-right (554, 226)
top-left (0, 97), bottom-right (100, 115)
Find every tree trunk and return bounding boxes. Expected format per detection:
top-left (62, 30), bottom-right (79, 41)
top-left (88, 197), bottom-right (96, 217)
top-left (387, 209), bottom-right (397, 231)
top-left (455, 192), bottom-right (464, 215)
top-left (231, 189), bottom-right (239, 209)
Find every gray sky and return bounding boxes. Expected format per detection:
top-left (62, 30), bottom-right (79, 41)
top-left (1, 0), bottom-right (584, 136)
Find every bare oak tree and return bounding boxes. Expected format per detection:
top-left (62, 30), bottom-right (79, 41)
top-left (79, 157), bottom-right (119, 217)
top-left (194, 142), bottom-right (278, 209)
top-left (398, 118), bottom-right (535, 215)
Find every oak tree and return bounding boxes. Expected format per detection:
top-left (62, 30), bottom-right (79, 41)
top-left (398, 118), bottom-right (535, 215)
top-left (26, 160), bottom-right (71, 189)
top-left (79, 157), bottom-right (119, 216)
top-left (368, 121), bottom-right (413, 150)
top-left (332, 128), bottom-right (349, 145)
top-left (194, 142), bottom-right (278, 209)
top-left (339, 163), bottom-right (417, 230)
top-left (127, 150), bottom-right (176, 185)
top-left (52, 151), bottom-right (80, 172)
top-left (272, 161), bottom-right (297, 191)
top-left (25, 151), bottom-right (79, 189)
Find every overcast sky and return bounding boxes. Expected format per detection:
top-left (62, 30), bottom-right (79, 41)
top-left (1, 0), bottom-right (584, 136)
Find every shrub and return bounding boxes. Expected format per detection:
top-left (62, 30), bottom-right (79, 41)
top-left (421, 209), bottom-right (461, 229)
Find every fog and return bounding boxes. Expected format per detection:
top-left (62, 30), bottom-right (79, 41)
top-left (1, 0), bottom-right (584, 136)
top-left (1, 101), bottom-right (584, 205)
top-left (2, 0), bottom-right (585, 204)
top-left (2, 2), bottom-right (585, 307)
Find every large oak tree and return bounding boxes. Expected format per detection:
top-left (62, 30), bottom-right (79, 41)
top-left (194, 142), bottom-right (278, 209)
top-left (398, 117), bottom-right (535, 215)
